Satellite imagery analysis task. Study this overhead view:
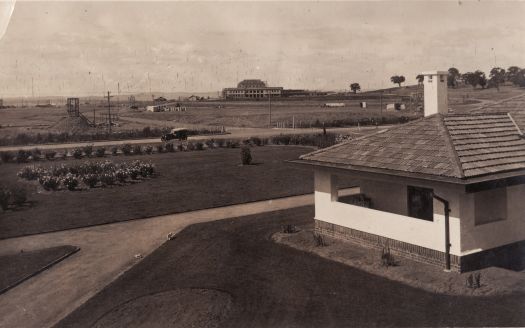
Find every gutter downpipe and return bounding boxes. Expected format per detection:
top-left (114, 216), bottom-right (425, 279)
top-left (433, 194), bottom-right (451, 272)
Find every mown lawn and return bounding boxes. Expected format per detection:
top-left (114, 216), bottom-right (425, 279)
top-left (57, 206), bottom-right (525, 328)
top-left (0, 245), bottom-right (78, 294)
top-left (0, 146), bottom-right (325, 239)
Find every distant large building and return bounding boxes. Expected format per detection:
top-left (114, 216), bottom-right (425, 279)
top-left (222, 79), bottom-right (283, 99)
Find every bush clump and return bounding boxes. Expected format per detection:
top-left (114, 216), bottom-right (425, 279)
top-left (165, 143), bottom-right (174, 152)
top-left (62, 174), bottom-right (79, 191)
top-left (45, 151), bottom-right (57, 160)
top-left (82, 145), bottom-right (93, 157)
top-left (1, 151), bottom-right (14, 163)
top-left (121, 144), bottom-right (132, 155)
top-left (0, 187), bottom-right (11, 210)
top-left (72, 148), bottom-right (83, 159)
top-left (133, 145), bottom-right (142, 155)
top-left (17, 149), bottom-right (31, 163)
top-left (241, 146), bottom-right (252, 165)
top-left (144, 145), bottom-right (153, 154)
top-left (95, 147), bottom-right (106, 157)
top-left (82, 174), bottom-right (99, 188)
top-left (111, 146), bottom-right (119, 156)
top-left (38, 175), bottom-right (60, 191)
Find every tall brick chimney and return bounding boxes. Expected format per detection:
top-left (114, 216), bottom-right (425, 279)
top-left (422, 71), bottom-right (448, 117)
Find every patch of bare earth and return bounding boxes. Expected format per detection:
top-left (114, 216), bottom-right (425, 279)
top-left (273, 225), bottom-right (525, 297)
top-left (92, 289), bottom-right (233, 328)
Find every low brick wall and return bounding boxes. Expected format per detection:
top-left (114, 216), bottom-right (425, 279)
top-left (315, 219), bottom-right (461, 272)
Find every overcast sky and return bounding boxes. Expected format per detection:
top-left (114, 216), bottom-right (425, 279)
top-left (0, 1), bottom-right (523, 97)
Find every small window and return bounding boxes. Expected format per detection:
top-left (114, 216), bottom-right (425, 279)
top-left (440, 75), bottom-right (445, 82)
top-left (407, 186), bottom-right (434, 221)
top-left (428, 76), bottom-right (433, 82)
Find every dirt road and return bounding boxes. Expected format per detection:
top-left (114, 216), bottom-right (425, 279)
top-left (0, 125), bottom-right (386, 152)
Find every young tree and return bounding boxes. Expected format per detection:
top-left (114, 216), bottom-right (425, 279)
top-left (506, 66), bottom-right (522, 85)
top-left (477, 70), bottom-right (487, 89)
top-left (390, 75), bottom-right (405, 87)
top-left (489, 67), bottom-right (506, 91)
top-left (447, 67), bottom-right (460, 88)
top-left (416, 74), bottom-right (424, 86)
top-left (350, 83), bottom-right (361, 93)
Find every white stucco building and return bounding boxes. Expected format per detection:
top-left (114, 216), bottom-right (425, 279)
top-left (295, 71), bottom-right (525, 272)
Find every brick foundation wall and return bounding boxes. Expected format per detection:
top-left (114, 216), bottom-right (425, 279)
top-left (315, 220), bottom-right (525, 273)
top-left (314, 220), bottom-right (462, 271)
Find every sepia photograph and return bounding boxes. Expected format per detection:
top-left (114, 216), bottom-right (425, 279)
top-left (0, 0), bottom-right (524, 327)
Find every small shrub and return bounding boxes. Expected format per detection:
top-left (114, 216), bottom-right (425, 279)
top-left (156, 144), bottom-right (164, 153)
top-left (205, 139), bottom-right (214, 149)
top-left (466, 272), bottom-right (482, 289)
top-left (241, 146), bottom-right (252, 165)
top-left (165, 143), bottom-right (175, 152)
top-left (31, 148), bottom-right (42, 161)
top-left (282, 224), bottom-right (298, 234)
top-left (62, 174), bottom-right (79, 191)
top-left (121, 144), bottom-right (132, 155)
top-left (129, 168), bottom-right (140, 180)
top-left (38, 175), bottom-right (60, 191)
top-left (82, 174), bottom-right (99, 188)
top-left (177, 144), bottom-right (184, 152)
top-left (11, 187), bottom-right (27, 206)
top-left (381, 246), bottom-right (397, 267)
top-left (0, 151), bottom-right (14, 163)
top-left (313, 233), bottom-right (327, 247)
top-left (186, 142), bottom-right (195, 151)
top-left (195, 142), bottom-right (204, 151)
top-left (144, 145), bottom-right (153, 154)
top-left (133, 145), bottom-right (142, 155)
top-left (17, 149), bottom-right (31, 163)
top-left (95, 147), bottom-right (106, 157)
top-left (44, 151), bottom-right (57, 160)
top-left (111, 146), bottom-right (119, 156)
top-left (83, 145), bottom-right (93, 157)
top-left (0, 187), bottom-right (11, 210)
top-left (17, 166), bottom-right (42, 180)
top-left (72, 148), bottom-right (83, 159)
top-left (100, 172), bottom-right (116, 186)
top-left (115, 169), bottom-right (128, 183)
top-left (249, 136), bottom-right (262, 146)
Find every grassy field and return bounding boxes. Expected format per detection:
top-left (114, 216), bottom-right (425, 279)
top-left (3, 85), bottom-right (522, 138)
top-left (0, 146), bottom-right (341, 239)
top-left (0, 245), bottom-right (78, 294)
top-left (57, 206), bottom-right (525, 328)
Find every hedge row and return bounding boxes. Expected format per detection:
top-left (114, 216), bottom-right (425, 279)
top-left (1, 133), bottom-right (341, 164)
top-left (0, 126), bottom-right (225, 147)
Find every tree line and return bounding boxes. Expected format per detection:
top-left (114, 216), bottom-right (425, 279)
top-left (349, 65), bottom-right (524, 93)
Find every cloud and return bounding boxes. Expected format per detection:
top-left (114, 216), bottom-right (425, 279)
top-left (0, 0), bottom-right (15, 40)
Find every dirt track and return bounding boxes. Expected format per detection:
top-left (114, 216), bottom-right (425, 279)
top-left (0, 125), bottom-right (384, 152)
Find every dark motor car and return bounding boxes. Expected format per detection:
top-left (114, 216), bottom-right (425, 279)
top-left (161, 128), bottom-right (189, 142)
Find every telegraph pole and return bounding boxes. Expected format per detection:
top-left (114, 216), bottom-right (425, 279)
top-left (268, 91), bottom-right (272, 128)
top-left (107, 91), bottom-right (112, 134)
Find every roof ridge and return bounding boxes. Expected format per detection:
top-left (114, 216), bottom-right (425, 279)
top-left (439, 115), bottom-right (465, 179)
top-left (507, 113), bottom-right (523, 135)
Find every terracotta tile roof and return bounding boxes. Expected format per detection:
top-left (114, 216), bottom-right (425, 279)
top-left (471, 93), bottom-right (525, 131)
top-left (300, 113), bottom-right (525, 180)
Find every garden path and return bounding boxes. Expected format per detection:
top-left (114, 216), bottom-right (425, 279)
top-left (0, 192), bottom-right (322, 328)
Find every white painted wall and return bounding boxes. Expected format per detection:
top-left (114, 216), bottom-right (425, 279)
top-left (422, 70), bottom-right (448, 117)
top-left (314, 169), bottom-right (462, 255)
top-left (460, 184), bottom-right (525, 254)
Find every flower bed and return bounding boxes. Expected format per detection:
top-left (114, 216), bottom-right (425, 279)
top-left (17, 160), bottom-right (156, 191)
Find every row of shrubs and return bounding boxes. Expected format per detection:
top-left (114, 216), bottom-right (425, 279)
top-left (309, 115), bottom-right (416, 128)
top-left (0, 185), bottom-right (27, 211)
top-left (0, 133), bottom-right (340, 164)
top-left (0, 126), bottom-right (226, 147)
top-left (17, 160), bottom-right (155, 191)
